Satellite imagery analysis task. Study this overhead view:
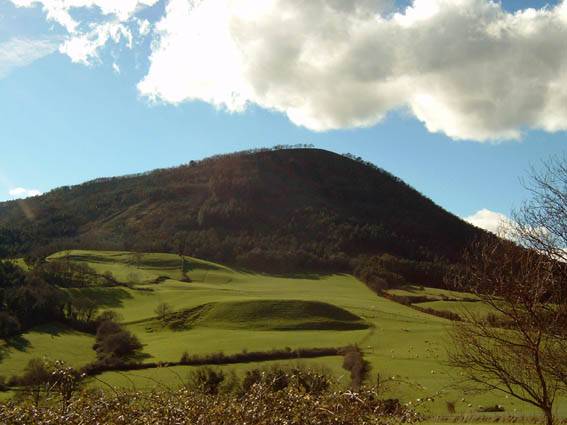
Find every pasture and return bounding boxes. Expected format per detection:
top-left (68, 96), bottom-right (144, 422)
top-left (0, 250), bottom-right (565, 420)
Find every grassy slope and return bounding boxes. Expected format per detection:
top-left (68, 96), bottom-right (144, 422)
top-left (0, 323), bottom-right (96, 377)
top-left (416, 300), bottom-right (496, 316)
top-left (2, 250), bottom-right (565, 419)
top-left (386, 285), bottom-right (478, 301)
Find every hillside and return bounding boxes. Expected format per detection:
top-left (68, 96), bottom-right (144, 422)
top-left (3, 249), bottom-right (562, 418)
top-left (0, 148), bottom-right (485, 272)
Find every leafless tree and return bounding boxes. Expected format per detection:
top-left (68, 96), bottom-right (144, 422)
top-left (513, 154), bottom-right (567, 264)
top-left (175, 232), bottom-right (189, 280)
top-left (448, 156), bottom-right (567, 425)
top-left (155, 302), bottom-right (173, 322)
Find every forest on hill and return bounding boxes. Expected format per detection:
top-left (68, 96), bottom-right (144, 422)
top-left (0, 147), bottom-right (485, 283)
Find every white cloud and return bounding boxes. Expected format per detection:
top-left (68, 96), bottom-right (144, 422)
top-left (136, 18), bottom-right (151, 37)
top-left (8, 187), bottom-right (43, 199)
top-left (0, 37), bottom-right (59, 78)
top-left (10, 0), bottom-right (159, 32)
top-left (137, 0), bottom-right (567, 141)
top-left (464, 208), bottom-right (514, 236)
top-left (10, 0), bottom-right (158, 65)
top-left (13, 0), bottom-right (567, 141)
top-left (59, 21), bottom-right (133, 64)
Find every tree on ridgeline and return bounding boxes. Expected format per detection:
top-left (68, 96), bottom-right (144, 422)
top-left (448, 156), bottom-right (567, 425)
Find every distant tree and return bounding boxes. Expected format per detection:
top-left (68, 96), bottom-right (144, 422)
top-left (19, 358), bottom-right (52, 406)
top-left (175, 232), bottom-right (190, 280)
top-left (68, 297), bottom-right (98, 322)
top-left (93, 318), bottom-right (143, 362)
top-left (155, 302), bottom-right (173, 322)
top-left (95, 310), bottom-right (122, 324)
top-left (97, 331), bottom-right (142, 359)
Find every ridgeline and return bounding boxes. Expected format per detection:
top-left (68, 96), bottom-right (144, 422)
top-left (0, 148), bottom-right (484, 275)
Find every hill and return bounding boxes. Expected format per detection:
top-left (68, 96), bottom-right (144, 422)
top-left (0, 148), bottom-right (485, 273)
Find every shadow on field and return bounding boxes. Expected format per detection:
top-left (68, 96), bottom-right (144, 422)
top-left (394, 285), bottom-right (422, 293)
top-left (269, 272), bottom-right (350, 280)
top-left (32, 323), bottom-right (73, 337)
top-left (69, 287), bottom-right (133, 308)
top-left (1, 335), bottom-right (31, 357)
top-left (185, 261), bottom-right (224, 272)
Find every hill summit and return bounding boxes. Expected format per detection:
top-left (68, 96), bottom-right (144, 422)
top-left (0, 148), bottom-right (483, 272)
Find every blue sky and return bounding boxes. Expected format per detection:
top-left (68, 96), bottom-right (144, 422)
top-left (0, 0), bottom-right (566, 232)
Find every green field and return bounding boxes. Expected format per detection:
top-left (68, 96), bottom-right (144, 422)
top-left (386, 285), bottom-right (478, 302)
top-left (1, 250), bottom-right (565, 420)
top-left (415, 300), bottom-right (496, 317)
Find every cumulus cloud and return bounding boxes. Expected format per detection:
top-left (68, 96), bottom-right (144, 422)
top-left (13, 0), bottom-right (567, 141)
top-left (8, 187), bottom-right (43, 199)
top-left (137, 0), bottom-right (567, 141)
top-left (0, 37), bottom-right (59, 78)
top-left (464, 208), bottom-right (514, 236)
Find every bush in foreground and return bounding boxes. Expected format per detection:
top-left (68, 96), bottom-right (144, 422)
top-left (0, 384), bottom-right (420, 425)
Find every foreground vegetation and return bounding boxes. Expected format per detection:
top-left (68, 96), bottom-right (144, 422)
top-left (0, 371), bottom-right (417, 425)
top-left (1, 362), bottom-right (564, 425)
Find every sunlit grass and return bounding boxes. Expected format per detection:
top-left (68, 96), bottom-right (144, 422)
top-left (2, 250), bottom-right (566, 418)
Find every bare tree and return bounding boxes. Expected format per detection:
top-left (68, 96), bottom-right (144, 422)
top-left (448, 157), bottom-right (567, 425)
top-left (513, 154), bottom-right (567, 264)
top-left (513, 154), bottom-right (567, 392)
top-left (175, 232), bottom-right (190, 281)
top-left (155, 302), bottom-right (173, 322)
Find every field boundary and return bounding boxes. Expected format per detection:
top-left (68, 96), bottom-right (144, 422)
top-left (82, 346), bottom-right (349, 377)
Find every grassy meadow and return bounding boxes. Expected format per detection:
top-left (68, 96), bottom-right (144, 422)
top-left (1, 250), bottom-right (565, 420)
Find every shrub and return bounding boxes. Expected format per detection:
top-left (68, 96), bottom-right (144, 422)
top-left (187, 367), bottom-right (225, 395)
top-left (93, 319), bottom-right (143, 362)
top-left (0, 384), bottom-right (420, 424)
top-left (289, 366), bottom-right (331, 395)
top-left (180, 351), bottom-right (190, 364)
top-left (241, 366), bottom-right (331, 395)
top-left (97, 331), bottom-right (142, 359)
top-left (342, 345), bottom-right (371, 391)
top-left (47, 360), bottom-right (83, 409)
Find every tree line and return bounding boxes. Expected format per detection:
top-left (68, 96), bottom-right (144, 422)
top-left (0, 258), bottom-right (117, 338)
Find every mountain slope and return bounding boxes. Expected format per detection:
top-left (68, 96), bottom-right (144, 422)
top-left (0, 148), bottom-right (484, 271)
